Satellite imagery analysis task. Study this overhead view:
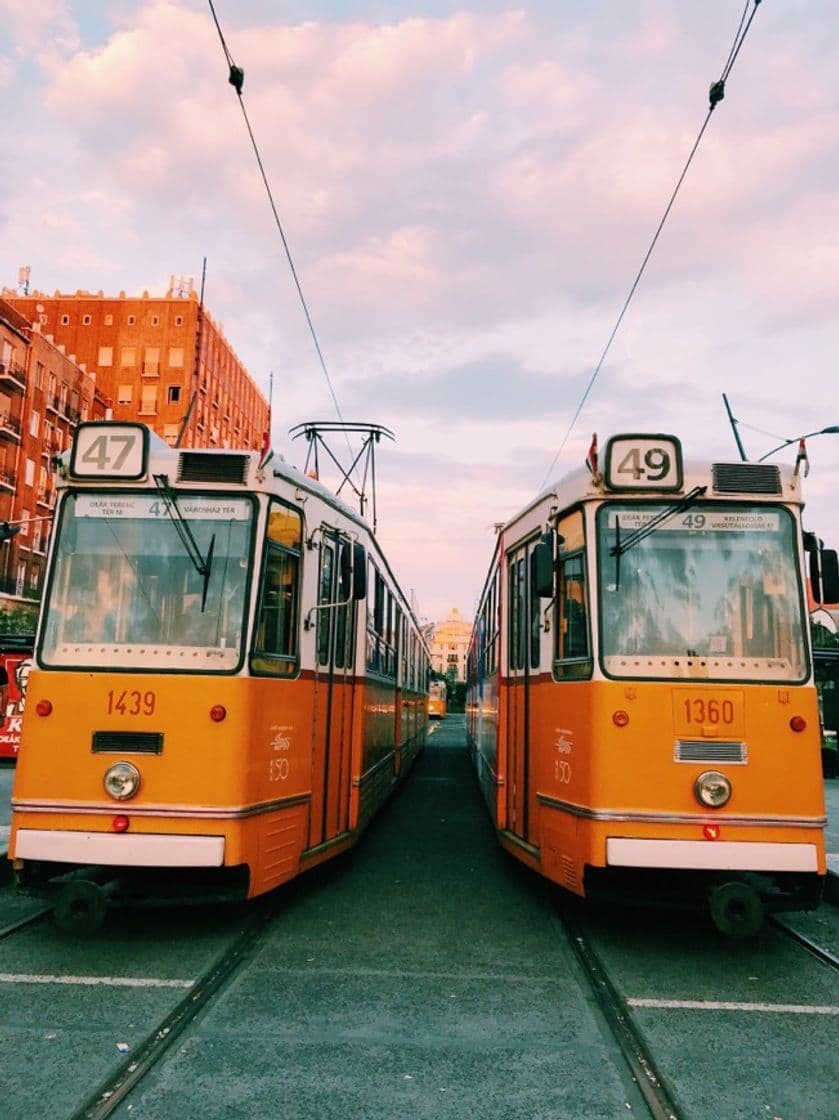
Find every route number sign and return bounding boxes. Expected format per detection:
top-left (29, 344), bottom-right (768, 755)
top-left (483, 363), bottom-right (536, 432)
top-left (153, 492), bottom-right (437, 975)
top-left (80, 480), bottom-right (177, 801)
top-left (603, 434), bottom-right (682, 492)
top-left (70, 423), bottom-right (148, 480)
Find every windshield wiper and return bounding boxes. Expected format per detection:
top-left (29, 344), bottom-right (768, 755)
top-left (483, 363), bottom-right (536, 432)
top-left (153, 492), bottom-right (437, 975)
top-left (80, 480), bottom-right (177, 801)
top-left (610, 485), bottom-right (707, 560)
top-left (153, 474), bottom-right (215, 610)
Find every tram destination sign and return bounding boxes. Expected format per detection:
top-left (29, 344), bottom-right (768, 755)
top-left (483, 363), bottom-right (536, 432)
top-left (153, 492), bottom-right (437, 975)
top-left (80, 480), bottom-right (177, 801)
top-left (75, 495), bottom-right (251, 520)
top-left (70, 422), bottom-right (149, 480)
top-left (604, 434), bottom-right (682, 492)
top-left (607, 509), bottom-right (781, 533)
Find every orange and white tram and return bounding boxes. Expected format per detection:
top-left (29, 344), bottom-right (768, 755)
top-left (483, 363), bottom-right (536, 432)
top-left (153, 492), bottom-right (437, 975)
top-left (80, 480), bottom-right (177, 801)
top-left (427, 679), bottom-right (448, 720)
top-left (466, 433), bottom-right (839, 936)
top-left (10, 421), bottom-right (429, 931)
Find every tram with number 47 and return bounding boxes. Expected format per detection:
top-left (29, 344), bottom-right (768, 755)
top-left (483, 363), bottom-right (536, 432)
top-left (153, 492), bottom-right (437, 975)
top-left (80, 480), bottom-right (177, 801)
top-left (467, 432), bottom-right (839, 937)
top-left (9, 421), bottom-right (429, 932)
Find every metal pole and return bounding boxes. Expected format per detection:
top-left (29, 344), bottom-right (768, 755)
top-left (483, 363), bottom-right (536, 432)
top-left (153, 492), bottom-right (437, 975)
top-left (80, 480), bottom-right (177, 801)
top-left (722, 393), bottom-right (747, 461)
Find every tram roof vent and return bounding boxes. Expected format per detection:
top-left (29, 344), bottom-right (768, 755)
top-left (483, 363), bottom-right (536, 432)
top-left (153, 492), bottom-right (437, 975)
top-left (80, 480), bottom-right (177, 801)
top-left (176, 452), bottom-right (249, 485)
top-left (712, 462), bottom-right (782, 495)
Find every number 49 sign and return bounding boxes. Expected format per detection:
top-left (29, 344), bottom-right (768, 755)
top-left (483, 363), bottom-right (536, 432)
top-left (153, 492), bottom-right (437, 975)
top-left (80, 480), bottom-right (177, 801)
top-left (70, 422), bottom-right (149, 480)
top-left (603, 434), bottom-right (683, 492)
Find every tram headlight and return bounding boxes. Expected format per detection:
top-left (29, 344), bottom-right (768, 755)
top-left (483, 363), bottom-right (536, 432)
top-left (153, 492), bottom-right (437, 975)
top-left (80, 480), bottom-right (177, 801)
top-left (694, 770), bottom-right (731, 809)
top-left (103, 761), bottom-right (141, 801)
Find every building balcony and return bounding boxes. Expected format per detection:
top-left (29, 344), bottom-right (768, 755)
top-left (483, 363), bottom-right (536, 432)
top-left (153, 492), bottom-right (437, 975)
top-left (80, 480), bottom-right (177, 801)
top-left (0, 362), bottom-right (26, 393)
top-left (0, 575), bottom-right (39, 601)
top-left (142, 362), bottom-right (160, 377)
top-left (45, 394), bottom-right (60, 415)
top-left (0, 412), bottom-right (22, 441)
top-left (0, 468), bottom-right (15, 492)
top-left (36, 488), bottom-right (54, 509)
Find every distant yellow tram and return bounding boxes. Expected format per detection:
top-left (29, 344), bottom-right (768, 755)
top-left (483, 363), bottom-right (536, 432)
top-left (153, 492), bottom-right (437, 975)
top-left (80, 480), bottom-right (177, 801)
top-left (427, 679), bottom-right (448, 720)
top-left (467, 433), bottom-right (839, 936)
top-left (10, 422), bottom-right (429, 932)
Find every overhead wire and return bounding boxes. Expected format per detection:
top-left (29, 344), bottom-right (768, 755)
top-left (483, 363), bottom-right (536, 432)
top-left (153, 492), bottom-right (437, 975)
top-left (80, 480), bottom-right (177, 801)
top-left (206, 0), bottom-right (356, 467)
top-left (537, 0), bottom-right (762, 491)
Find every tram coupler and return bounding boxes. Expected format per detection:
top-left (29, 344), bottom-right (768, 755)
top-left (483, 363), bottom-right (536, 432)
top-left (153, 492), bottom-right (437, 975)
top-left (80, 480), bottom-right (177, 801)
top-left (708, 879), bottom-right (764, 939)
top-left (52, 870), bottom-right (121, 936)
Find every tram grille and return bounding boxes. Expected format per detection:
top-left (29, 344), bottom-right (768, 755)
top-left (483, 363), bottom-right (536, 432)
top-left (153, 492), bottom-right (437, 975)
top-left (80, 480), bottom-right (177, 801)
top-left (675, 740), bottom-right (746, 764)
top-left (92, 731), bottom-right (163, 755)
top-left (177, 452), bottom-right (248, 485)
top-left (712, 462), bottom-right (781, 494)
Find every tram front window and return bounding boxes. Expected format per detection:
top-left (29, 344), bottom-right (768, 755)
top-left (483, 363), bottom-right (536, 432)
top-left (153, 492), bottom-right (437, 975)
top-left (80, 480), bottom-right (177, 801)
top-left (41, 492), bottom-right (254, 670)
top-left (597, 503), bottom-right (807, 681)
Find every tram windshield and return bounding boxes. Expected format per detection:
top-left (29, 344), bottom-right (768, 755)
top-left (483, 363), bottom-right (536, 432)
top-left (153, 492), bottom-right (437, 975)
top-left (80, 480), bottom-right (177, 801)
top-left (597, 502), bottom-right (807, 681)
top-left (40, 492), bottom-right (254, 671)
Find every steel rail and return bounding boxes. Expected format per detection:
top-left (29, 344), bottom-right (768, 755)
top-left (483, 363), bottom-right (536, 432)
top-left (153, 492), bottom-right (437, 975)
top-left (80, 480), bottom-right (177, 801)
top-left (553, 896), bottom-right (683, 1120)
top-left (0, 904), bottom-right (51, 940)
top-left (770, 916), bottom-right (839, 972)
top-left (69, 900), bottom-right (276, 1120)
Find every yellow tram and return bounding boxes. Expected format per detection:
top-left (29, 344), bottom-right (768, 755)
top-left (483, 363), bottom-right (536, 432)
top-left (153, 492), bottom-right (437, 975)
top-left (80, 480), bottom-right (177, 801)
top-left (427, 679), bottom-right (448, 720)
top-left (467, 433), bottom-right (839, 936)
top-left (10, 422), bottom-right (429, 931)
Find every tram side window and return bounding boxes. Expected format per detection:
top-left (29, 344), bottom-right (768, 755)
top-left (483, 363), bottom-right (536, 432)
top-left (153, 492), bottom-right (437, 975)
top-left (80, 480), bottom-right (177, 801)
top-left (316, 542), bottom-right (334, 666)
top-left (554, 511), bottom-right (592, 680)
top-left (251, 501), bottom-right (302, 676)
top-left (509, 554), bottom-right (527, 671)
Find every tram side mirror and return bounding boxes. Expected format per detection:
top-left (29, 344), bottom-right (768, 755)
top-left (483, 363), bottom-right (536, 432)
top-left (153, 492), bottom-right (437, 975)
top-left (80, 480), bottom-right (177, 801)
top-left (351, 542), bottom-right (367, 600)
top-left (531, 541), bottom-right (554, 598)
top-left (812, 548), bottom-right (839, 605)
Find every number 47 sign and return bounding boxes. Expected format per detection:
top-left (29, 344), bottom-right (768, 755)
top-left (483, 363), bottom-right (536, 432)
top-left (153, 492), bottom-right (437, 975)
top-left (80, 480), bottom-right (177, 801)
top-left (70, 423), bottom-right (149, 480)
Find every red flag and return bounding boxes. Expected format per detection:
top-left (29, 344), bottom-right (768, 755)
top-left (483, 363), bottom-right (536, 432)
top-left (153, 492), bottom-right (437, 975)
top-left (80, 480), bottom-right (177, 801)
top-left (585, 433), bottom-right (598, 476)
top-left (793, 437), bottom-right (809, 478)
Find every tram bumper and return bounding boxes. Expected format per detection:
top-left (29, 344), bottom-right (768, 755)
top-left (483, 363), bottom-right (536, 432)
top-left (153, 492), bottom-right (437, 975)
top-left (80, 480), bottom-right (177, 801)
top-left (11, 826), bottom-right (250, 918)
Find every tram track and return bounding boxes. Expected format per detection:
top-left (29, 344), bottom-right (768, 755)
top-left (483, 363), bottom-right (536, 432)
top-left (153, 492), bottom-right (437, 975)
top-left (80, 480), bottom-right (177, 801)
top-left (0, 902), bottom-right (50, 940)
top-left (770, 913), bottom-right (839, 972)
top-left (553, 895), bottom-right (683, 1120)
top-left (68, 899), bottom-right (278, 1120)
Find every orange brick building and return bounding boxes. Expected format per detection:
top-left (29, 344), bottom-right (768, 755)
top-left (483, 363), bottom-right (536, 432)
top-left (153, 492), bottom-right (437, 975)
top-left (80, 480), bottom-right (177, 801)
top-left (1, 297), bottom-right (107, 618)
top-left (0, 285), bottom-right (269, 618)
top-left (4, 286), bottom-right (269, 451)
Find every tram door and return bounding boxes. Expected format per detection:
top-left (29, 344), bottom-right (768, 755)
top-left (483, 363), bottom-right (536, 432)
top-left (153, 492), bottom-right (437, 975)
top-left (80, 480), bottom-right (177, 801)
top-left (505, 539), bottom-right (542, 842)
top-left (311, 530), bottom-right (356, 845)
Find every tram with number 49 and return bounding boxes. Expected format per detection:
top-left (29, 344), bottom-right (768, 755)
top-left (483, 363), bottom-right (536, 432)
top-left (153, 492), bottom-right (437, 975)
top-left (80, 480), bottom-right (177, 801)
top-left (467, 432), bottom-right (839, 937)
top-left (9, 421), bottom-right (429, 933)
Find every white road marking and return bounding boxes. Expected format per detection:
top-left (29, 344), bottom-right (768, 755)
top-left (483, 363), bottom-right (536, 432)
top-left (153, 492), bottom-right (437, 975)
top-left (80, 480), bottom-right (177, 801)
top-left (0, 973), bottom-right (193, 989)
top-left (628, 997), bottom-right (838, 1015)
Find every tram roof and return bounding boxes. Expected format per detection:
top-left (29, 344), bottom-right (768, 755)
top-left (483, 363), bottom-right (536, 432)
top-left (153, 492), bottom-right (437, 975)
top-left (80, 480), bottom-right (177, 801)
top-left (504, 455), bottom-right (801, 536)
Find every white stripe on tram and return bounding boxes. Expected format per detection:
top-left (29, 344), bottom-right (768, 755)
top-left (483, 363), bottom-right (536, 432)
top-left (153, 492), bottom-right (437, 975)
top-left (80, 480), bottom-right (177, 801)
top-left (628, 997), bottom-right (839, 1016)
top-left (0, 972), bottom-right (193, 989)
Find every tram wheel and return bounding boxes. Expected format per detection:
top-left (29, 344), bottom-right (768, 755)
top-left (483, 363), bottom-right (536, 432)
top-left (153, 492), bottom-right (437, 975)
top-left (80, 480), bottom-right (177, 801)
top-left (54, 879), bottom-right (109, 936)
top-left (709, 881), bottom-right (764, 939)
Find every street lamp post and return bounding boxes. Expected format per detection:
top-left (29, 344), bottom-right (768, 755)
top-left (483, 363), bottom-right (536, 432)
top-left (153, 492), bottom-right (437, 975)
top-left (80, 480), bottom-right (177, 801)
top-left (756, 426), bottom-right (839, 463)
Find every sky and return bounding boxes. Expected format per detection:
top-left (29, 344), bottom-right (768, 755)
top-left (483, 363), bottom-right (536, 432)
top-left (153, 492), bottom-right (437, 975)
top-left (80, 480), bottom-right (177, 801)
top-left (1, 1), bottom-right (838, 624)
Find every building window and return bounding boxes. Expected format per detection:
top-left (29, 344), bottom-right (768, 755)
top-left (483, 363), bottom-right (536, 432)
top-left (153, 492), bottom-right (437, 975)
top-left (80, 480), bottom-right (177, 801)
top-left (118, 384), bottom-right (133, 405)
top-left (175, 315), bottom-right (184, 326)
top-left (60, 314), bottom-right (69, 325)
top-left (98, 346), bottom-right (113, 366)
top-left (163, 424), bottom-right (180, 445)
top-left (151, 315), bottom-right (159, 326)
top-left (167, 385), bottom-right (182, 404)
top-left (29, 410), bottom-right (40, 438)
top-left (121, 347), bottom-right (136, 367)
top-left (15, 562), bottom-right (25, 597)
top-left (127, 315), bottom-right (136, 325)
top-left (24, 458), bottom-right (35, 487)
top-left (143, 347), bottom-right (160, 375)
top-left (140, 385), bottom-right (158, 414)
top-left (168, 347), bottom-right (184, 368)
top-left (82, 314), bottom-right (92, 325)
top-left (35, 361), bottom-right (44, 388)
top-left (104, 313), bottom-right (114, 326)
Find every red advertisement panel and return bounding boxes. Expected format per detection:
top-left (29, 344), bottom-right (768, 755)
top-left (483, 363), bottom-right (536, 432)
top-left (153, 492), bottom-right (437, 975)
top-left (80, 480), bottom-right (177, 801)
top-left (0, 651), bottom-right (33, 759)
